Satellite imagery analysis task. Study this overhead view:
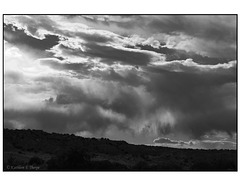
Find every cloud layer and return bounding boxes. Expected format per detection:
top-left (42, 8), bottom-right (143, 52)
top-left (4, 15), bottom-right (237, 149)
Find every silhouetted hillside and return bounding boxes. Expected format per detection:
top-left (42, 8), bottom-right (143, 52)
top-left (3, 129), bottom-right (237, 171)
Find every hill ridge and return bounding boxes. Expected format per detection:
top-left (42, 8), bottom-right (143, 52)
top-left (3, 129), bottom-right (237, 171)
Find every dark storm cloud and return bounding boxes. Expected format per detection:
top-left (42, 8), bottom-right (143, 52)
top-left (106, 90), bottom-right (145, 117)
top-left (53, 91), bottom-right (105, 107)
top-left (58, 83), bottom-right (145, 118)
top-left (4, 103), bottom-right (129, 135)
top-left (36, 56), bottom-right (237, 139)
top-left (148, 15), bottom-right (236, 59)
top-left (127, 44), bottom-right (232, 65)
top-left (54, 90), bottom-right (143, 118)
top-left (4, 23), bottom-right (59, 51)
top-left (143, 64), bottom-right (236, 138)
top-left (79, 15), bottom-right (236, 43)
top-left (33, 73), bottom-right (149, 119)
top-left (79, 15), bottom-right (236, 59)
top-left (59, 42), bottom-right (154, 66)
top-left (148, 15), bottom-right (236, 41)
top-left (7, 15), bottom-right (117, 46)
top-left (94, 68), bottom-right (146, 87)
top-left (83, 43), bottom-right (154, 66)
top-left (176, 108), bottom-right (236, 139)
top-left (147, 65), bottom-right (236, 105)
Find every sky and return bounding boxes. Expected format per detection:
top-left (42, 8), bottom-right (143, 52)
top-left (3, 15), bottom-right (237, 149)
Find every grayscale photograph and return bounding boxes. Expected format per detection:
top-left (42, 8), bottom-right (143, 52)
top-left (3, 15), bottom-right (237, 171)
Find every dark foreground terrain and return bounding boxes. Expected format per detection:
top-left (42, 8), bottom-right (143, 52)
top-left (3, 129), bottom-right (237, 171)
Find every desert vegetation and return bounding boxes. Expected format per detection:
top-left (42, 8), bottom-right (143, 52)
top-left (3, 129), bottom-right (237, 171)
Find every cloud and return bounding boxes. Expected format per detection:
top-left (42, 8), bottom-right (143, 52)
top-left (4, 46), bottom-right (236, 143)
top-left (136, 59), bottom-right (236, 139)
top-left (147, 15), bottom-right (236, 42)
top-left (153, 135), bottom-right (236, 150)
top-left (4, 102), bottom-right (130, 135)
top-left (4, 71), bottom-right (26, 84)
top-left (53, 42), bottom-right (161, 66)
top-left (83, 43), bottom-right (153, 66)
top-left (153, 137), bottom-right (194, 149)
top-left (77, 15), bottom-right (236, 59)
top-left (3, 15), bottom-right (237, 149)
top-left (154, 137), bottom-right (180, 144)
top-left (39, 58), bottom-right (94, 75)
top-left (4, 23), bottom-right (59, 50)
top-left (150, 59), bottom-right (236, 73)
top-left (4, 15), bottom-right (59, 36)
top-left (6, 15), bottom-right (236, 60)
top-left (128, 44), bottom-right (233, 65)
top-left (4, 64), bottom-right (152, 137)
top-left (4, 23), bottom-right (60, 61)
